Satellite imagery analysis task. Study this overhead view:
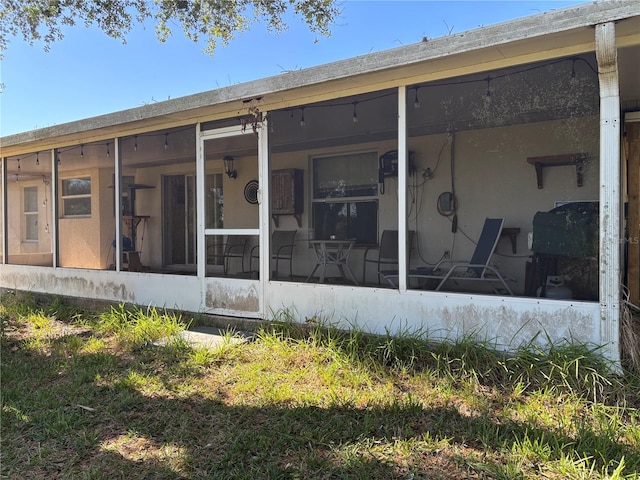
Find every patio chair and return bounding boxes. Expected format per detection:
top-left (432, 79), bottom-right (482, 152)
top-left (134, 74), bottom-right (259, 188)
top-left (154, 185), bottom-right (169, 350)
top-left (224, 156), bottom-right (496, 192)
top-left (110, 236), bottom-right (142, 272)
top-left (250, 230), bottom-right (297, 280)
top-left (362, 230), bottom-right (415, 286)
top-left (207, 235), bottom-right (249, 276)
top-left (381, 218), bottom-right (513, 295)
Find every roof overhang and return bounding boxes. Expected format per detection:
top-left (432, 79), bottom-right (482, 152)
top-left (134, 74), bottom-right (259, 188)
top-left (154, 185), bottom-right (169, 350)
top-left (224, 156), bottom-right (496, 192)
top-left (2, 0), bottom-right (639, 156)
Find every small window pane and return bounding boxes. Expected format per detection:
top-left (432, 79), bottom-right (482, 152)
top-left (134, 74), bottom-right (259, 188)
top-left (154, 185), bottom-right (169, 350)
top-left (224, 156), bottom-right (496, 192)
top-left (64, 197), bottom-right (91, 216)
top-left (24, 186), bottom-right (38, 212)
top-left (62, 178), bottom-right (91, 196)
top-left (25, 215), bottom-right (38, 241)
top-left (313, 200), bottom-right (378, 246)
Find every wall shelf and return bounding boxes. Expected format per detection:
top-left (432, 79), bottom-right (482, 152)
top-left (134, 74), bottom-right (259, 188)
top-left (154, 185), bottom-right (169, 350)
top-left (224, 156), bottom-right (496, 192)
top-left (526, 153), bottom-right (587, 189)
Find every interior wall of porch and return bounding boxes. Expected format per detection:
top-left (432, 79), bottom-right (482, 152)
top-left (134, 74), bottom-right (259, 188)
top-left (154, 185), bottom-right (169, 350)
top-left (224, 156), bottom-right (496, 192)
top-left (5, 177), bottom-right (53, 265)
top-left (270, 137), bottom-right (399, 281)
top-left (269, 114), bottom-right (599, 293)
top-left (130, 153), bottom-right (259, 271)
top-left (58, 166), bottom-right (115, 270)
top-left (407, 115), bottom-right (600, 295)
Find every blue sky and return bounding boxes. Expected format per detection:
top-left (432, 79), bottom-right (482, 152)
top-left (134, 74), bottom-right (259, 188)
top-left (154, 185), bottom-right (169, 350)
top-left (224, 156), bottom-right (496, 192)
top-left (1, 1), bottom-right (589, 137)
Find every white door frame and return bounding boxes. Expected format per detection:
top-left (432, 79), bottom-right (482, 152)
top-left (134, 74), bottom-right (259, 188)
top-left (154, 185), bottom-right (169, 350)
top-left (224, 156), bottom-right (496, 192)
top-left (197, 123), bottom-right (266, 316)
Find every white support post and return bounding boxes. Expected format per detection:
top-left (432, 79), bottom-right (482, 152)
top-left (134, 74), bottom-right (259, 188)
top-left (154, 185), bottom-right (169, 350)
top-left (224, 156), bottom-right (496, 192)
top-left (398, 86), bottom-right (408, 291)
top-left (0, 157), bottom-right (6, 264)
top-left (259, 113), bottom-right (270, 315)
top-left (114, 137), bottom-right (122, 272)
top-left (196, 123), bottom-right (206, 280)
top-left (596, 22), bottom-right (621, 369)
top-left (51, 148), bottom-right (59, 268)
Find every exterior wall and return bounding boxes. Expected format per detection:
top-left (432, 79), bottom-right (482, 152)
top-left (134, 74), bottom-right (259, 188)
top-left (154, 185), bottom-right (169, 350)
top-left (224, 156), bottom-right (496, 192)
top-left (219, 155), bottom-right (259, 229)
top-left (6, 177), bottom-right (53, 265)
top-left (129, 154), bottom-right (259, 270)
top-left (0, 264), bottom-right (203, 310)
top-left (0, 263), bottom-right (601, 359)
top-left (58, 167), bottom-right (114, 269)
top-left (271, 137), bottom-right (400, 278)
top-left (0, 265), bottom-right (261, 318)
top-left (408, 116), bottom-right (599, 293)
top-left (270, 116), bottom-right (599, 292)
top-left (264, 282), bottom-right (601, 353)
top-left (127, 162), bottom-right (190, 269)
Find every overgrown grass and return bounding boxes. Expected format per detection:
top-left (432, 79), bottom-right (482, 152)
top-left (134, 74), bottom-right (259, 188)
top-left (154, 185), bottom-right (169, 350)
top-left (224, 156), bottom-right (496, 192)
top-left (1, 292), bottom-right (639, 479)
top-left (95, 303), bottom-right (190, 349)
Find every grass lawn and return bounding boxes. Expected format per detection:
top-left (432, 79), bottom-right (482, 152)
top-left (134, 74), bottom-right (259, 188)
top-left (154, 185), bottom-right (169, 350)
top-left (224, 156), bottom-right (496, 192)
top-left (1, 291), bottom-right (639, 479)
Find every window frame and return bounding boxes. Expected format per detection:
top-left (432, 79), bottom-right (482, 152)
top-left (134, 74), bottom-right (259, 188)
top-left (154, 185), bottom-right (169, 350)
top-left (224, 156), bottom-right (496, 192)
top-left (311, 151), bottom-right (379, 247)
top-left (61, 177), bottom-right (92, 218)
top-left (23, 185), bottom-right (38, 242)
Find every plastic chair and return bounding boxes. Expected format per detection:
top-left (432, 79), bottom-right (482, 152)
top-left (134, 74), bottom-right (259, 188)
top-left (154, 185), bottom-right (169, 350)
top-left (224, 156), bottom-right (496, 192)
top-left (208, 235), bottom-right (249, 276)
top-left (362, 230), bottom-right (414, 286)
top-left (250, 230), bottom-right (297, 280)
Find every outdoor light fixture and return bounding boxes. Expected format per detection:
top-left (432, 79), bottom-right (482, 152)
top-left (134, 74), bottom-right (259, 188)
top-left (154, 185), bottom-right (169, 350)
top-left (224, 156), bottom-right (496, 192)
top-left (80, 144), bottom-right (84, 158)
top-left (36, 152), bottom-right (40, 166)
top-left (223, 156), bottom-right (237, 179)
top-left (484, 75), bottom-right (492, 103)
top-left (164, 133), bottom-right (169, 150)
top-left (299, 108), bottom-right (306, 127)
top-left (413, 87), bottom-right (421, 109)
top-left (570, 59), bottom-right (578, 85)
top-left (352, 101), bottom-right (359, 123)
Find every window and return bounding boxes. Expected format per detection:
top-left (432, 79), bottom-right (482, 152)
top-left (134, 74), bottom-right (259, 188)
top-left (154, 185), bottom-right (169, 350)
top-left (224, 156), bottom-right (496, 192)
top-left (24, 186), bottom-right (38, 241)
top-left (312, 152), bottom-right (378, 245)
top-left (313, 151), bottom-right (378, 199)
top-left (62, 178), bottom-right (91, 217)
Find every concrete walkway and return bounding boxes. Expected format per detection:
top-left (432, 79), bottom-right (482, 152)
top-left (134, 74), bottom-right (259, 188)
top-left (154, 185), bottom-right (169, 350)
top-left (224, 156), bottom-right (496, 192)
top-left (177, 325), bottom-right (255, 348)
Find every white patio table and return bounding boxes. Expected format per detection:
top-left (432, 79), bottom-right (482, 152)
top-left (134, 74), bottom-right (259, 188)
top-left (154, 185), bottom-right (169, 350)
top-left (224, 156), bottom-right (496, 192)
top-left (306, 239), bottom-right (359, 286)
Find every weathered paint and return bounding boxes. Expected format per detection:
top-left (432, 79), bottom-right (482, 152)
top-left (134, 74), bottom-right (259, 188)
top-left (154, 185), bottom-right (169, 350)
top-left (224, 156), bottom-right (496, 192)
top-left (204, 277), bottom-right (260, 316)
top-left (596, 21), bottom-right (622, 369)
top-left (0, 264), bottom-right (262, 317)
top-left (0, 262), bottom-right (609, 363)
top-left (264, 281), bottom-right (602, 356)
top-left (0, 265), bottom-right (202, 311)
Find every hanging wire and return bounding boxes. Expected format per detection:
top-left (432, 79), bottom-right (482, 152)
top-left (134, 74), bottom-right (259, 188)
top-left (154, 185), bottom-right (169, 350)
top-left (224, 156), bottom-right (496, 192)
top-left (5, 56), bottom-right (593, 167)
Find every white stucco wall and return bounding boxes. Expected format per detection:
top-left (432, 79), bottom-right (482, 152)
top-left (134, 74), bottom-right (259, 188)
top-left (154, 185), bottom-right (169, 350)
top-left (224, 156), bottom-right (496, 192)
top-left (5, 177), bottom-right (53, 265)
top-left (269, 116), bottom-right (599, 292)
top-left (128, 153), bottom-right (260, 270)
top-left (0, 264), bottom-right (602, 361)
top-left (58, 166), bottom-right (115, 269)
